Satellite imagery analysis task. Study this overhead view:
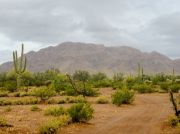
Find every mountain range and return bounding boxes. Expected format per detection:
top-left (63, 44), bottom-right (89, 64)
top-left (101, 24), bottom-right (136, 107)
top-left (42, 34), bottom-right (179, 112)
top-left (0, 42), bottom-right (179, 75)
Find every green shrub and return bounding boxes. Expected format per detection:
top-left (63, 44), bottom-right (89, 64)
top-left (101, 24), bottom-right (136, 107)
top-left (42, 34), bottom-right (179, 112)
top-left (168, 116), bottom-right (180, 127)
top-left (39, 115), bottom-right (70, 134)
top-left (125, 77), bottom-right (136, 89)
top-left (112, 82), bottom-right (124, 90)
top-left (47, 98), bottom-right (58, 104)
top-left (170, 84), bottom-right (180, 93)
top-left (65, 88), bottom-right (76, 96)
top-left (68, 103), bottom-right (94, 122)
top-left (4, 81), bottom-right (17, 92)
top-left (133, 84), bottom-right (153, 93)
top-left (93, 79), bottom-right (112, 88)
top-left (62, 96), bottom-right (87, 104)
top-left (11, 92), bottom-right (29, 97)
top-left (4, 106), bottom-right (12, 112)
top-left (0, 90), bottom-right (9, 97)
top-left (11, 92), bottom-right (20, 97)
top-left (81, 85), bottom-right (99, 97)
top-left (19, 92), bottom-right (29, 97)
top-left (52, 74), bottom-right (72, 93)
top-left (30, 87), bottom-right (56, 102)
top-left (64, 96), bottom-right (87, 104)
top-left (65, 97), bottom-right (76, 103)
top-left (74, 95), bottom-right (87, 103)
top-left (152, 73), bottom-right (167, 85)
top-left (0, 116), bottom-right (12, 127)
top-left (96, 96), bottom-right (109, 104)
top-left (160, 82), bottom-right (170, 91)
top-left (0, 98), bottom-right (40, 106)
top-left (91, 72), bottom-right (107, 81)
top-left (175, 79), bottom-right (180, 84)
top-left (144, 80), bottom-right (152, 85)
top-left (12, 98), bottom-right (39, 105)
top-left (0, 99), bottom-right (11, 106)
top-left (112, 89), bottom-right (135, 106)
top-left (44, 106), bottom-right (67, 116)
top-left (91, 72), bottom-right (111, 88)
top-left (57, 99), bottom-right (66, 104)
top-left (31, 105), bottom-right (41, 111)
top-left (65, 84), bottom-right (99, 97)
top-left (113, 73), bottom-right (124, 82)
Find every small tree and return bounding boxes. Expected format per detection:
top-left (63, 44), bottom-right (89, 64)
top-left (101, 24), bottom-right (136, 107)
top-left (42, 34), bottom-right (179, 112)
top-left (68, 103), bottom-right (94, 122)
top-left (112, 89), bottom-right (135, 106)
top-left (91, 72), bottom-right (107, 81)
top-left (31, 87), bottom-right (56, 103)
top-left (66, 74), bottom-right (97, 97)
top-left (13, 44), bottom-right (27, 90)
top-left (73, 70), bottom-right (90, 96)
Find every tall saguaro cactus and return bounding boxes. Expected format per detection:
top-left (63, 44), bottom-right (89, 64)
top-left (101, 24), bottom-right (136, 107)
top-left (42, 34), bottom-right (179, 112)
top-left (137, 63), bottom-right (141, 77)
top-left (172, 68), bottom-right (175, 84)
top-left (137, 63), bottom-right (144, 82)
top-left (13, 44), bottom-right (27, 90)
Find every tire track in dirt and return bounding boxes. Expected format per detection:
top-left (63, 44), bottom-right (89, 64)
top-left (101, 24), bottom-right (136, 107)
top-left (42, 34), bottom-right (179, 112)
top-left (59, 94), bottom-right (173, 134)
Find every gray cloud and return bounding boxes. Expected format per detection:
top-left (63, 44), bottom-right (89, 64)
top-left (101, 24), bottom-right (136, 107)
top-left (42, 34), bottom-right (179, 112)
top-left (0, 0), bottom-right (180, 63)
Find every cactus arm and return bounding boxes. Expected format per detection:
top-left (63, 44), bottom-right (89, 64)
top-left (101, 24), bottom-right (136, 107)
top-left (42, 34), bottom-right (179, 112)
top-left (13, 51), bottom-right (17, 72)
top-left (13, 51), bottom-right (19, 73)
top-left (20, 44), bottom-right (24, 71)
top-left (137, 63), bottom-right (141, 77)
top-left (22, 57), bottom-right (27, 72)
top-left (13, 44), bottom-right (27, 90)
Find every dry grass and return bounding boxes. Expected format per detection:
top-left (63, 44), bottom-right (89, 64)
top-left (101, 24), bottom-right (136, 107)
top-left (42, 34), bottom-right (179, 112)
top-left (0, 88), bottom-right (176, 134)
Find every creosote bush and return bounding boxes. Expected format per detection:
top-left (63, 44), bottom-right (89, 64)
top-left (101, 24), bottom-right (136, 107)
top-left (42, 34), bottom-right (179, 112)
top-left (68, 103), bottom-right (94, 122)
top-left (112, 89), bottom-right (135, 106)
top-left (31, 105), bottom-right (41, 111)
top-left (133, 84), bottom-right (153, 93)
top-left (74, 95), bottom-right (87, 103)
top-left (0, 116), bottom-right (12, 127)
top-left (0, 90), bottom-right (9, 97)
top-left (4, 106), bottom-right (12, 112)
top-left (30, 86), bottom-right (56, 102)
top-left (39, 115), bottom-right (70, 134)
top-left (0, 98), bottom-right (40, 106)
top-left (44, 106), bottom-right (67, 116)
top-left (160, 82), bottom-right (170, 91)
top-left (112, 82), bottom-right (124, 90)
top-left (96, 96), bottom-right (109, 104)
top-left (169, 84), bottom-right (180, 93)
top-left (168, 116), bottom-right (180, 127)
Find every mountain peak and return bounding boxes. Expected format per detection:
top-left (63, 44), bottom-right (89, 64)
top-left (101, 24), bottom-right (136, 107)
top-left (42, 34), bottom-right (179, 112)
top-left (0, 42), bottom-right (179, 75)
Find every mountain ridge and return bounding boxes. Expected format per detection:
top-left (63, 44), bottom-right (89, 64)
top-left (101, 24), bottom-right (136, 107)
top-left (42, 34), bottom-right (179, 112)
top-left (0, 42), bottom-right (179, 75)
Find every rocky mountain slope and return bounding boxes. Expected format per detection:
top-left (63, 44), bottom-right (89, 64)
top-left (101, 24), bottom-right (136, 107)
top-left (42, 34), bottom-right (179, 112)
top-left (0, 42), bottom-right (179, 75)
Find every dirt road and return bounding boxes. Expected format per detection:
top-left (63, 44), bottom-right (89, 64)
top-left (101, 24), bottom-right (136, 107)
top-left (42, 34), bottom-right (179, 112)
top-left (59, 93), bottom-right (175, 134)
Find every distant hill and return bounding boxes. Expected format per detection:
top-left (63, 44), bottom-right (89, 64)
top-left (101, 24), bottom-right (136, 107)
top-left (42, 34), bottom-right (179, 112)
top-left (0, 42), bottom-right (179, 75)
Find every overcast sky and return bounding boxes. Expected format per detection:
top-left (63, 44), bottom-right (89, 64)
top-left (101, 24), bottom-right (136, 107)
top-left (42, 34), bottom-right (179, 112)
top-left (0, 0), bottom-right (180, 63)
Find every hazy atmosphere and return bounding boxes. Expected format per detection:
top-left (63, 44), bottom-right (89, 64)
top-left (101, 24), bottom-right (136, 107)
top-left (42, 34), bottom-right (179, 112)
top-left (0, 1), bottom-right (180, 134)
top-left (0, 0), bottom-right (180, 63)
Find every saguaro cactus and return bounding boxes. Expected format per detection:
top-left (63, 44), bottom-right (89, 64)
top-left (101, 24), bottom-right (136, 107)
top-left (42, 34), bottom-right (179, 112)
top-left (13, 44), bottom-right (27, 90)
top-left (137, 63), bottom-right (141, 77)
top-left (172, 68), bottom-right (175, 84)
top-left (137, 63), bottom-right (144, 82)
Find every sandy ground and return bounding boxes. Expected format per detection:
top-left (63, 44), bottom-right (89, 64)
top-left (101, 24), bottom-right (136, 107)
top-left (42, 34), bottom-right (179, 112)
top-left (0, 88), bottom-right (178, 134)
top-left (59, 93), bottom-right (177, 134)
